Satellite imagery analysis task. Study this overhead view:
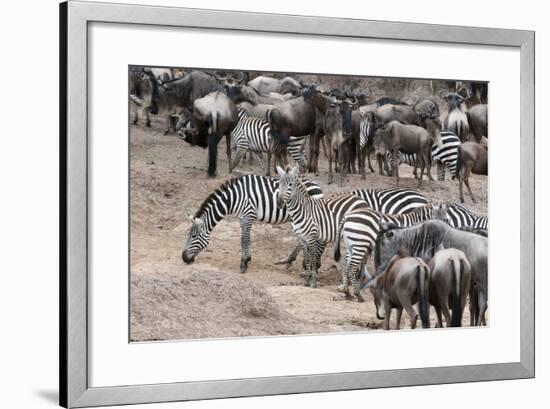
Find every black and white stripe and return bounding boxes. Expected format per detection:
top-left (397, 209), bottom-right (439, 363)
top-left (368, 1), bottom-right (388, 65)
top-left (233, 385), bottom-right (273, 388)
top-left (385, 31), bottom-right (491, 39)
top-left (438, 202), bottom-right (488, 230)
top-left (277, 166), bottom-right (370, 287)
top-left (385, 131), bottom-right (461, 180)
top-left (231, 108), bottom-right (307, 172)
top-left (182, 174), bottom-right (323, 273)
top-left (333, 204), bottom-right (435, 301)
top-left (351, 188), bottom-right (429, 215)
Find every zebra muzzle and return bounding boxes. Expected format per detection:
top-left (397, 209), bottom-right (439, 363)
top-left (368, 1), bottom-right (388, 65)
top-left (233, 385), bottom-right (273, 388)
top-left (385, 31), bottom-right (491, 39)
top-left (182, 251), bottom-right (195, 264)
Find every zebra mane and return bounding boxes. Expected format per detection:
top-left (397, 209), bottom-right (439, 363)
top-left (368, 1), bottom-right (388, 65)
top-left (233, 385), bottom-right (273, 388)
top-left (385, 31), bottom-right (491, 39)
top-left (194, 177), bottom-right (239, 219)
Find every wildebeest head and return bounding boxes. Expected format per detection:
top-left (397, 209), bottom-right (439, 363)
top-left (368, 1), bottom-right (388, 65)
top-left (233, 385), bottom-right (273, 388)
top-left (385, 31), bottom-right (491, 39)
top-left (279, 77), bottom-right (302, 95)
top-left (424, 116), bottom-right (442, 146)
top-left (214, 71), bottom-right (245, 98)
top-left (439, 90), bottom-right (464, 111)
top-left (182, 216), bottom-right (209, 264)
top-left (276, 164), bottom-right (300, 209)
top-left (325, 86), bottom-right (359, 137)
top-left (132, 68), bottom-right (161, 114)
top-left (372, 127), bottom-right (387, 157)
top-left (364, 275), bottom-right (385, 319)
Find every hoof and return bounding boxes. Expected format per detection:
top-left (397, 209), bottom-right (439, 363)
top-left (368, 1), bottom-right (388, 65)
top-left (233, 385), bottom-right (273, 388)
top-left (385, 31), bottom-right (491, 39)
top-left (309, 280), bottom-right (317, 289)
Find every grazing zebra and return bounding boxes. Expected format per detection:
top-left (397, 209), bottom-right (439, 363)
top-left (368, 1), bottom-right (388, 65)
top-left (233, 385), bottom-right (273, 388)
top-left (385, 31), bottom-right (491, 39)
top-left (230, 108), bottom-right (306, 175)
top-left (351, 188), bottom-right (429, 214)
top-left (435, 202), bottom-right (488, 230)
top-left (385, 131), bottom-right (461, 181)
top-left (276, 165), bottom-right (370, 288)
top-left (181, 174), bottom-right (323, 273)
top-left (333, 204), bottom-right (436, 301)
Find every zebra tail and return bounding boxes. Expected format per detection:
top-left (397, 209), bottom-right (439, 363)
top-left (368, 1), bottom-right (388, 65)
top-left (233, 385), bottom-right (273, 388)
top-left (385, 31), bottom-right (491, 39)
top-left (416, 265), bottom-right (430, 328)
top-left (454, 145), bottom-right (463, 179)
top-left (450, 259), bottom-right (464, 327)
top-left (333, 217), bottom-right (346, 262)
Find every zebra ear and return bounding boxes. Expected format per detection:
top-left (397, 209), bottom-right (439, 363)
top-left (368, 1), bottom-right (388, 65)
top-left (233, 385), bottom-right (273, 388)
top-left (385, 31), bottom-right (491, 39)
top-left (193, 217), bottom-right (204, 226)
top-left (276, 166), bottom-right (285, 177)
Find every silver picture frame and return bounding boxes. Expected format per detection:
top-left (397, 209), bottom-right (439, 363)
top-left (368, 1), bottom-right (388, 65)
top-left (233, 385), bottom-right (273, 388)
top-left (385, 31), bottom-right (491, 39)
top-left (60, 1), bottom-right (535, 407)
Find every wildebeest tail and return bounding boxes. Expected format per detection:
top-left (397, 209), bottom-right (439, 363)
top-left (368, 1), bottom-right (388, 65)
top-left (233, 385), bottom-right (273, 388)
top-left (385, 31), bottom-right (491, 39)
top-left (454, 145), bottom-right (463, 179)
top-left (207, 111), bottom-right (218, 177)
top-left (333, 217), bottom-right (346, 262)
top-left (416, 264), bottom-right (430, 328)
top-left (450, 258), bottom-right (464, 327)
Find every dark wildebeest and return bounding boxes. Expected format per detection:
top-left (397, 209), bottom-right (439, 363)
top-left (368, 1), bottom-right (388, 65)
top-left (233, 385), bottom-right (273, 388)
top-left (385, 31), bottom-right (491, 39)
top-left (366, 251), bottom-right (430, 330)
top-left (183, 91), bottom-right (239, 178)
top-left (375, 219), bottom-right (488, 326)
top-left (441, 90), bottom-right (470, 142)
top-left (320, 87), bottom-right (360, 186)
top-left (161, 70), bottom-right (221, 134)
top-left (247, 75), bottom-right (302, 95)
top-left (455, 141), bottom-right (488, 203)
top-left (129, 67), bottom-right (160, 127)
top-left (374, 118), bottom-right (442, 188)
top-left (466, 104), bottom-right (488, 143)
top-left (428, 246), bottom-right (472, 327)
top-left (219, 71), bottom-right (291, 106)
top-left (373, 98), bottom-right (440, 128)
top-left (376, 97), bottom-right (407, 107)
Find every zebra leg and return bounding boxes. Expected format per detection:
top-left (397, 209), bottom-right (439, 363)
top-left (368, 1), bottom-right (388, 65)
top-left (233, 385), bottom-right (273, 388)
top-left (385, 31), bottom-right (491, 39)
top-left (275, 242), bottom-right (301, 268)
top-left (337, 252), bottom-right (353, 300)
top-left (239, 215), bottom-right (254, 273)
top-left (350, 250), bottom-right (368, 302)
top-left (437, 161), bottom-right (446, 181)
top-left (230, 149), bottom-right (245, 173)
top-left (254, 152), bottom-right (266, 174)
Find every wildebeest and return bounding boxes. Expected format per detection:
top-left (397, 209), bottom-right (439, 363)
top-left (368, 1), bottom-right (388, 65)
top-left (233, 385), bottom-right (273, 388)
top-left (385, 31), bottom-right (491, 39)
top-left (428, 246), bottom-right (472, 327)
top-left (455, 141), bottom-right (488, 203)
top-left (373, 98), bottom-right (440, 128)
top-left (375, 219), bottom-right (488, 326)
top-left (365, 251), bottom-right (431, 330)
top-left (466, 104), bottom-right (488, 142)
top-left (441, 91), bottom-right (470, 141)
top-left (129, 68), bottom-right (160, 127)
top-left (185, 91), bottom-right (239, 177)
top-left (247, 75), bottom-right (302, 95)
top-left (374, 117), bottom-right (442, 188)
top-left (376, 97), bottom-right (407, 107)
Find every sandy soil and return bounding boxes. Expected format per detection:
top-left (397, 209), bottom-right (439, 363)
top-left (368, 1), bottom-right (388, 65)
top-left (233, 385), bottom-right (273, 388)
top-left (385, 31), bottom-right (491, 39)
top-left (130, 115), bottom-right (487, 342)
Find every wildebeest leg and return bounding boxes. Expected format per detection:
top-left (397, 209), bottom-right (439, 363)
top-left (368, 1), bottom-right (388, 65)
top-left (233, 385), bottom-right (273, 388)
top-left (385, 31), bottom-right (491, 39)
top-left (144, 106), bottom-right (151, 127)
top-left (459, 170), bottom-right (465, 203)
top-left (441, 302), bottom-right (452, 327)
top-left (417, 155), bottom-right (425, 188)
top-left (395, 307), bottom-right (403, 330)
top-left (425, 150), bottom-right (433, 186)
top-left (398, 294), bottom-right (418, 329)
top-left (367, 149), bottom-right (375, 173)
top-left (434, 306), bottom-right (443, 328)
top-left (225, 133), bottom-right (232, 174)
top-left (469, 284), bottom-right (479, 326)
top-left (464, 166), bottom-right (476, 203)
top-left (339, 146), bottom-right (346, 187)
top-left (239, 214), bottom-right (254, 273)
top-left (477, 290), bottom-right (488, 326)
top-left (308, 131), bottom-right (320, 175)
top-left (383, 301), bottom-right (392, 330)
top-left (327, 142), bottom-right (334, 185)
top-left (132, 105), bottom-right (138, 125)
top-left (207, 132), bottom-right (218, 178)
top-left (321, 134), bottom-right (328, 159)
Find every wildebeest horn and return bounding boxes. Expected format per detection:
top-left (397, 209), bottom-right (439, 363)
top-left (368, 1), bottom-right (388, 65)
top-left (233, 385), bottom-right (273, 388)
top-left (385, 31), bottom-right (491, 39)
top-left (231, 71), bottom-right (245, 84)
top-left (439, 90), bottom-right (449, 99)
top-left (214, 70), bottom-right (227, 81)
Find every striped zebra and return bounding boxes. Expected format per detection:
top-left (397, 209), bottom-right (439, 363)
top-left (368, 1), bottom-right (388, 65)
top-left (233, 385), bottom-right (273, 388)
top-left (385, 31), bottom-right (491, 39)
top-left (276, 165), bottom-right (371, 288)
top-left (181, 174), bottom-right (323, 273)
top-left (230, 108), bottom-right (307, 175)
top-left (333, 204), bottom-right (436, 301)
top-left (385, 131), bottom-right (461, 181)
top-left (435, 202), bottom-right (488, 231)
top-left (351, 188), bottom-right (429, 214)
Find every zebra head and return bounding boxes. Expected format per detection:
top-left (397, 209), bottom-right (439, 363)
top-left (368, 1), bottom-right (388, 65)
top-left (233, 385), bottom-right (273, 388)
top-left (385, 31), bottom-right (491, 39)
top-left (182, 216), bottom-right (209, 264)
top-left (432, 202), bottom-right (451, 225)
top-left (276, 164), bottom-right (300, 208)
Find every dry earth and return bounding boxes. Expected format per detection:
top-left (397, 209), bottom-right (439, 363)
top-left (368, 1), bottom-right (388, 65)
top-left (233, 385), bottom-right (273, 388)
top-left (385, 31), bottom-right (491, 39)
top-left (130, 115), bottom-right (487, 342)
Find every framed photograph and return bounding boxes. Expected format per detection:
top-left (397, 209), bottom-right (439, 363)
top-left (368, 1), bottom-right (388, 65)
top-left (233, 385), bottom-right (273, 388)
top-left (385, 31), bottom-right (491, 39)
top-left (60, 1), bottom-right (534, 407)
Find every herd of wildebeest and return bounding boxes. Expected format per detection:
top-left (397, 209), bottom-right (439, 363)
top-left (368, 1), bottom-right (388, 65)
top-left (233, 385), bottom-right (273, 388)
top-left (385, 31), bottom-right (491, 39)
top-left (130, 66), bottom-right (489, 331)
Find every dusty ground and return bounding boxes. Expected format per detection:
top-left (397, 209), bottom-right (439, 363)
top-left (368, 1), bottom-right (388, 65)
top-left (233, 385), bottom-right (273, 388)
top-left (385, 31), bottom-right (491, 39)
top-left (130, 115), bottom-right (487, 342)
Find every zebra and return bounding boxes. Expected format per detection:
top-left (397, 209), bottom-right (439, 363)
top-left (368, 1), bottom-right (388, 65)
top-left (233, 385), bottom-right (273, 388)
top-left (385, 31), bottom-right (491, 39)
top-left (333, 204), bottom-right (436, 301)
top-left (282, 187), bottom-right (429, 268)
top-left (351, 187), bottom-right (429, 214)
top-left (181, 174), bottom-right (323, 273)
top-left (384, 131), bottom-right (461, 181)
top-left (276, 165), bottom-right (371, 288)
top-left (230, 108), bottom-right (307, 175)
top-left (435, 201), bottom-right (488, 231)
